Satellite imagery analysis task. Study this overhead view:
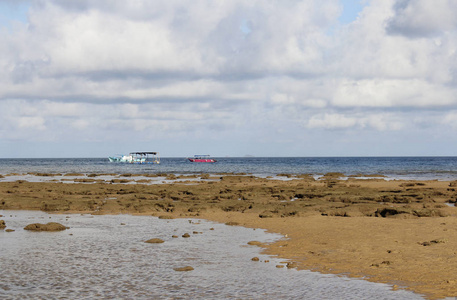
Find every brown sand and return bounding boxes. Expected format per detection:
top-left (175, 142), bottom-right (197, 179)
top-left (1, 174), bottom-right (457, 299)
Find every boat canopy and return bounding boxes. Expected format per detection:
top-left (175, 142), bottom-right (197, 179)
top-left (130, 152), bottom-right (158, 155)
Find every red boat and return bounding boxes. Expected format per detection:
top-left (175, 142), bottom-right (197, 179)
top-left (188, 155), bottom-right (217, 163)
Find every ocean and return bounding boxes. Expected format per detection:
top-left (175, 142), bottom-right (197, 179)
top-left (1, 156), bottom-right (457, 180)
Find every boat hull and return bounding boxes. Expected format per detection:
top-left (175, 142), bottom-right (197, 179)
top-left (188, 158), bottom-right (217, 163)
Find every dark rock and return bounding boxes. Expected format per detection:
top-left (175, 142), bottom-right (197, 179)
top-left (259, 211), bottom-right (274, 218)
top-left (286, 262), bottom-right (297, 269)
top-left (225, 221), bottom-right (239, 226)
top-left (145, 238), bottom-right (165, 244)
top-left (173, 266), bottom-right (194, 272)
top-left (375, 208), bottom-right (410, 218)
top-left (419, 239), bottom-right (447, 246)
top-left (247, 241), bottom-right (262, 246)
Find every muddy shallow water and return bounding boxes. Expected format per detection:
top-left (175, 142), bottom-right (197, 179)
top-left (0, 211), bottom-right (423, 299)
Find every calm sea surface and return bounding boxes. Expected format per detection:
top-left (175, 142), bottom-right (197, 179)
top-left (1, 156), bottom-right (457, 180)
top-left (0, 210), bottom-right (424, 299)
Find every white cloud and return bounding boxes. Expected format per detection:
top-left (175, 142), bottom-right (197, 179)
top-left (0, 0), bottom-right (457, 156)
top-left (387, 0), bottom-right (457, 38)
top-left (71, 119), bottom-right (90, 130)
top-left (332, 79), bottom-right (457, 107)
top-left (1, 0), bottom-right (339, 83)
top-left (332, 0), bottom-right (457, 83)
top-left (366, 114), bottom-right (403, 131)
top-left (306, 112), bottom-right (404, 131)
top-left (442, 111), bottom-right (457, 128)
top-left (307, 113), bottom-right (358, 129)
top-left (16, 116), bottom-right (46, 130)
top-left (41, 101), bottom-right (85, 117)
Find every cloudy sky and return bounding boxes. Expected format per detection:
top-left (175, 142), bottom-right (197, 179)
top-left (0, 0), bottom-right (456, 158)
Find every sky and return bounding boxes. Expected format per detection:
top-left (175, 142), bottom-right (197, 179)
top-left (0, 0), bottom-right (456, 158)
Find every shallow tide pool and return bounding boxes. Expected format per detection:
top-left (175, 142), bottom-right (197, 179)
top-left (0, 210), bottom-right (424, 299)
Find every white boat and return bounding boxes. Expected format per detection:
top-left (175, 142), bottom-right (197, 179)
top-left (108, 152), bottom-right (160, 164)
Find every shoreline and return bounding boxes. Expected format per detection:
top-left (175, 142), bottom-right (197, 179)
top-left (1, 175), bottom-right (457, 299)
top-left (2, 170), bottom-right (457, 183)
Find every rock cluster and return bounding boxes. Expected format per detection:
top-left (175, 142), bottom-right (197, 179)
top-left (1, 174), bottom-right (454, 221)
top-left (24, 222), bottom-right (68, 231)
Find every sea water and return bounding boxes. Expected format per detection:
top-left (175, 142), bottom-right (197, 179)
top-left (0, 211), bottom-right (424, 299)
top-left (1, 156), bottom-right (457, 180)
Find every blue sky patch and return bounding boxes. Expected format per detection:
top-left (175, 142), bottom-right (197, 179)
top-left (339, 0), bottom-right (366, 24)
top-left (0, 1), bottom-right (30, 30)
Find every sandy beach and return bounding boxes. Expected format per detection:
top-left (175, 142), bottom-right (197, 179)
top-left (1, 173), bottom-right (457, 299)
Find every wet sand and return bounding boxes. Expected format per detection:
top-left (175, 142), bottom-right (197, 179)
top-left (1, 173), bottom-right (457, 299)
